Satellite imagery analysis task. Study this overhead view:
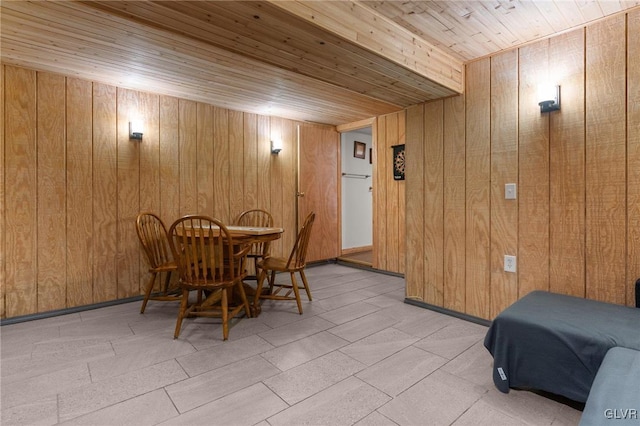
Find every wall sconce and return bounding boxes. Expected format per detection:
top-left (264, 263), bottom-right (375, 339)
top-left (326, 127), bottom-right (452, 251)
top-left (271, 139), bottom-right (283, 155)
top-left (129, 120), bottom-right (144, 140)
top-left (537, 84), bottom-right (561, 113)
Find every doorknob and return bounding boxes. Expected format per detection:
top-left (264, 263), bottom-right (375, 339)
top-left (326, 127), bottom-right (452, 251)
top-left (297, 192), bottom-right (305, 197)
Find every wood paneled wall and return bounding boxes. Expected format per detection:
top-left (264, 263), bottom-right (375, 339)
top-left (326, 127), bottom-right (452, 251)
top-left (406, 10), bottom-right (640, 320)
top-left (373, 111), bottom-right (406, 274)
top-left (1, 65), bottom-right (299, 319)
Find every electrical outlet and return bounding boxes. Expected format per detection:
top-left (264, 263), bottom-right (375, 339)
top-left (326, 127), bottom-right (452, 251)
top-left (505, 183), bottom-right (517, 200)
top-left (504, 255), bottom-right (517, 273)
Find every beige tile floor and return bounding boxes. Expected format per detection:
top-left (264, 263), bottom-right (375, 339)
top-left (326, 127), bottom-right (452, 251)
top-left (1, 264), bottom-right (583, 425)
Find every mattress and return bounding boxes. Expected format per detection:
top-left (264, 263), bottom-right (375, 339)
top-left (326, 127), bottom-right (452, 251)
top-left (483, 290), bottom-right (640, 402)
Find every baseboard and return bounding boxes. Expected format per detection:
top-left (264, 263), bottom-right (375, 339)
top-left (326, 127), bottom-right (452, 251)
top-left (404, 298), bottom-right (492, 327)
top-left (0, 296), bottom-right (144, 326)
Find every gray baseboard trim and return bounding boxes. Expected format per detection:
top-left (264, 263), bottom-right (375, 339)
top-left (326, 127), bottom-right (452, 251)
top-left (1, 296), bottom-right (144, 326)
top-left (307, 259), bottom-right (338, 267)
top-left (404, 298), bottom-right (492, 327)
top-left (335, 259), bottom-right (405, 278)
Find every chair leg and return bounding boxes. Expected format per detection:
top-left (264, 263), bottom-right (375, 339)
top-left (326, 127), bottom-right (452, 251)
top-left (221, 289), bottom-right (229, 341)
top-left (269, 270), bottom-right (276, 292)
top-left (140, 272), bottom-right (157, 314)
top-left (253, 257), bottom-right (261, 281)
top-left (254, 269), bottom-right (267, 309)
top-left (161, 271), bottom-right (172, 294)
top-left (236, 280), bottom-right (252, 319)
top-left (174, 288), bottom-right (189, 339)
top-left (300, 270), bottom-right (312, 301)
top-left (290, 272), bottom-right (303, 314)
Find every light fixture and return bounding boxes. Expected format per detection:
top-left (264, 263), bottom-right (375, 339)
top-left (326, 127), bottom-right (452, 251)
top-left (271, 139), bottom-right (283, 155)
top-left (537, 84), bottom-right (561, 113)
top-left (129, 120), bottom-right (144, 140)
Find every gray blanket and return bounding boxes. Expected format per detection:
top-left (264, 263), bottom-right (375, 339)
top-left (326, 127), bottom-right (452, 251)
top-left (483, 290), bottom-right (640, 402)
top-left (579, 347), bottom-right (640, 425)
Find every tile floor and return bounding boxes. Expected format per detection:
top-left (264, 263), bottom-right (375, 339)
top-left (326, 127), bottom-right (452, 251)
top-left (1, 263), bottom-right (583, 425)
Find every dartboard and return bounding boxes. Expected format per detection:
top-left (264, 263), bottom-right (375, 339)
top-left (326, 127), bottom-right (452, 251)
top-left (394, 148), bottom-right (405, 175)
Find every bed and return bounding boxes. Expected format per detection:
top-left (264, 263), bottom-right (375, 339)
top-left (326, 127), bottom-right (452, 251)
top-left (483, 290), bottom-right (640, 403)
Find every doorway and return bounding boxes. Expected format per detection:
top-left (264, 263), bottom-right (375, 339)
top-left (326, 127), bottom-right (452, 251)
top-left (339, 127), bottom-right (373, 266)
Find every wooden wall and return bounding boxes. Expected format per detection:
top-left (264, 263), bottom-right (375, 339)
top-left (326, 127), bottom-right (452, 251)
top-left (373, 111), bottom-right (406, 275)
top-left (406, 10), bottom-right (640, 320)
top-left (4, 10), bottom-right (637, 321)
top-left (1, 65), bottom-right (300, 319)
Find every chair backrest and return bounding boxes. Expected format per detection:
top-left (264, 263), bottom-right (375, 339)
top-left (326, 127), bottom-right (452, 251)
top-left (233, 209), bottom-right (274, 256)
top-left (234, 209), bottom-right (274, 228)
top-left (136, 212), bottom-right (173, 269)
top-left (168, 215), bottom-right (245, 285)
top-left (286, 212), bottom-right (316, 270)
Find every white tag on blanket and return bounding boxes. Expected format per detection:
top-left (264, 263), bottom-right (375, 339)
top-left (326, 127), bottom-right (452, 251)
top-left (497, 367), bottom-right (507, 381)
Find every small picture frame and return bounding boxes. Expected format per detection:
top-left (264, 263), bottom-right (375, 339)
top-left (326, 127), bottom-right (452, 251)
top-left (353, 141), bottom-right (366, 159)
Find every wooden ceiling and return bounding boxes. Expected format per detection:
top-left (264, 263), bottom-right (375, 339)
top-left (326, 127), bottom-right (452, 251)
top-left (364, 0), bottom-right (640, 62)
top-left (2, 1), bottom-right (638, 126)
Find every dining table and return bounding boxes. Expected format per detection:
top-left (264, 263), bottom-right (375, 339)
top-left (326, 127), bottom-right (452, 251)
top-left (226, 226), bottom-right (283, 316)
top-left (224, 225), bottom-right (283, 242)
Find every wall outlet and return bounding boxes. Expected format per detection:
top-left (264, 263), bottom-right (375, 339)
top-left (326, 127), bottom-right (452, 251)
top-left (504, 255), bottom-right (517, 273)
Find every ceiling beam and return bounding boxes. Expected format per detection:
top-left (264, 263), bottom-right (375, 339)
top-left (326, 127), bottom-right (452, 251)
top-left (268, 0), bottom-right (464, 94)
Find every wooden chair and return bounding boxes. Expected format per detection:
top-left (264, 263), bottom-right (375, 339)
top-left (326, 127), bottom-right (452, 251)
top-left (168, 215), bottom-right (252, 341)
top-left (253, 212), bottom-right (315, 314)
top-left (135, 212), bottom-right (179, 314)
top-left (233, 209), bottom-right (274, 280)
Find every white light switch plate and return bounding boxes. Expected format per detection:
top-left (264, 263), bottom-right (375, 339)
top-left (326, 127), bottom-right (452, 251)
top-left (505, 183), bottom-right (517, 200)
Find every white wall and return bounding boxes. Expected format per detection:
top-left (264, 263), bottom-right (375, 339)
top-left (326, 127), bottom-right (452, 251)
top-left (341, 130), bottom-right (373, 250)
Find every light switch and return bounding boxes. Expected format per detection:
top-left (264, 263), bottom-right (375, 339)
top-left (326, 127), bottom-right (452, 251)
top-left (505, 183), bottom-right (517, 200)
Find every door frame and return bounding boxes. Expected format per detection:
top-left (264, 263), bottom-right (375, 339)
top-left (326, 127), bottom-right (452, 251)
top-left (336, 117), bottom-right (377, 262)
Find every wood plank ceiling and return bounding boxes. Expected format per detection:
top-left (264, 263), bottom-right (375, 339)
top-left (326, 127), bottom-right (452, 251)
top-left (1, 1), bottom-right (638, 126)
